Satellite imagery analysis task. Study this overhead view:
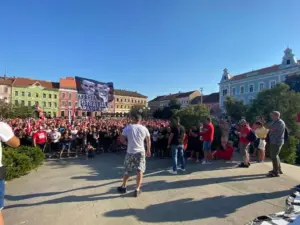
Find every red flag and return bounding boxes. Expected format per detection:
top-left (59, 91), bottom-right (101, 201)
top-left (36, 103), bottom-right (45, 120)
top-left (26, 120), bottom-right (32, 135)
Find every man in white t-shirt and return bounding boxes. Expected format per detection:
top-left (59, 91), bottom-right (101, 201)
top-left (0, 122), bottom-right (20, 225)
top-left (118, 114), bottom-right (151, 197)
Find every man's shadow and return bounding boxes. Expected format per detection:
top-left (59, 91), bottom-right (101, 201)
top-left (104, 189), bottom-right (291, 223)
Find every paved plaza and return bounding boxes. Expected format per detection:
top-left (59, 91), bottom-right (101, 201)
top-left (4, 153), bottom-right (300, 225)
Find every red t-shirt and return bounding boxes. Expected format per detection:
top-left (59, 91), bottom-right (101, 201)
top-left (202, 122), bottom-right (214, 142)
top-left (239, 126), bottom-right (251, 144)
top-left (33, 131), bottom-right (47, 144)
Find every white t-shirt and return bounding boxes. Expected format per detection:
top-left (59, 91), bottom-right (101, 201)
top-left (71, 129), bottom-right (78, 140)
top-left (51, 131), bottom-right (61, 143)
top-left (122, 124), bottom-right (150, 154)
top-left (0, 122), bottom-right (15, 167)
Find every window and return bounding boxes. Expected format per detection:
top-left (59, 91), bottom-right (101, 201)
top-left (48, 102), bottom-right (52, 107)
top-left (43, 102), bottom-right (46, 107)
top-left (68, 93), bottom-right (71, 99)
top-left (75, 93), bottom-right (78, 99)
top-left (15, 91), bottom-right (18, 96)
top-left (28, 92), bottom-right (31, 97)
top-left (28, 101), bottom-right (31, 106)
top-left (117, 98), bottom-right (119, 102)
top-left (49, 94), bottom-right (52, 98)
top-left (68, 101), bottom-right (72, 106)
top-left (43, 93), bottom-right (46, 98)
top-left (121, 99), bottom-right (123, 102)
top-left (132, 99), bottom-right (133, 103)
top-left (62, 93), bottom-right (65, 98)
top-left (75, 102), bottom-right (78, 107)
top-left (222, 89), bottom-right (228, 96)
top-left (232, 88), bottom-right (236, 96)
top-left (54, 94), bottom-right (57, 99)
top-left (62, 101), bottom-right (65, 106)
top-left (116, 105), bottom-right (119, 108)
top-left (22, 91), bottom-right (25, 96)
top-left (259, 83), bottom-right (264, 91)
top-left (135, 100), bottom-right (137, 103)
top-left (4, 87), bottom-right (8, 93)
top-left (270, 80), bottom-right (276, 88)
top-left (124, 99), bottom-right (126, 102)
top-left (21, 100), bottom-right (25, 105)
top-left (287, 59), bottom-right (290, 65)
top-left (61, 111), bottom-right (65, 117)
top-left (15, 100), bottom-right (18, 105)
top-left (121, 105), bottom-right (123, 108)
top-left (54, 102), bottom-right (57, 108)
top-left (35, 101), bottom-right (39, 105)
top-left (249, 84), bottom-right (254, 93)
top-left (240, 86), bottom-right (245, 94)
top-left (36, 93), bottom-right (39, 98)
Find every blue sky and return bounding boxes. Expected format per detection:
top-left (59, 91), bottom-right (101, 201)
top-left (1, 0), bottom-right (300, 100)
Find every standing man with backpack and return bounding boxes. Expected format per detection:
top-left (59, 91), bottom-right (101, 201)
top-left (260, 111), bottom-right (287, 177)
top-left (168, 116), bottom-right (186, 174)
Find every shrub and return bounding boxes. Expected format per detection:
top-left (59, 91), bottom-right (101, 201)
top-left (3, 146), bottom-right (44, 180)
top-left (279, 136), bottom-right (299, 164)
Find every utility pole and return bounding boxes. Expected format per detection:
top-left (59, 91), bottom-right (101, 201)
top-left (200, 87), bottom-right (203, 104)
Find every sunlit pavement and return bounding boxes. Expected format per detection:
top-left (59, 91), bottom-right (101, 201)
top-left (4, 153), bottom-right (299, 225)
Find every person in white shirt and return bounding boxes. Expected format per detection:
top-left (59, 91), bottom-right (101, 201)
top-left (0, 122), bottom-right (20, 225)
top-left (50, 128), bottom-right (61, 152)
top-left (118, 114), bottom-right (151, 197)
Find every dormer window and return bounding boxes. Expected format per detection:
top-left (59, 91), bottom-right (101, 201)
top-left (287, 59), bottom-right (290, 65)
top-left (223, 76), bottom-right (227, 80)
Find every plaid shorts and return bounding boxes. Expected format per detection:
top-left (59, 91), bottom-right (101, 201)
top-left (124, 152), bottom-right (146, 174)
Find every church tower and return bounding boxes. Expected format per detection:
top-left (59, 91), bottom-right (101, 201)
top-left (220, 68), bottom-right (231, 82)
top-left (280, 47), bottom-right (298, 68)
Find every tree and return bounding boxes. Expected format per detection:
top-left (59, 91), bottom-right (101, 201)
top-left (247, 83), bottom-right (300, 133)
top-left (175, 104), bottom-right (210, 130)
top-left (0, 101), bottom-right (35, 119)
top-left (224, 96), bottom-right (248, 122)
top-left (285, 74), bottom-right (300, 92)
top-left (152, 99), bottom-right (181, 120)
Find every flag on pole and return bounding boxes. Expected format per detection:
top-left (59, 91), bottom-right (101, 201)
top-left (35, 103), bottom-right (45, 120)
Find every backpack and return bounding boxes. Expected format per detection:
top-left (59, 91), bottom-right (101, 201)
top-left (284, 127), bottom-right (289, 142)
top-left (247, 130), bottom-right (257, 142)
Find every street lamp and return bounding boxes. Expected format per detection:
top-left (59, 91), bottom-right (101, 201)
top-left (200, 87), bottom-right (203, 104)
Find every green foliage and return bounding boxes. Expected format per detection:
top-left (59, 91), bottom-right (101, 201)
top-left (279, 136), bottom-right (299, 164)
top-left (247, 83), bottom-right (300, 133)
top-left (3, 146), bottom-right (44, 180)
top-left (153, 99), bottom-right (181, 119)
top-left (174, 104), bottom-right (210, 130)
top-left (0, 101), bottom-right (35, 119)
top-left (285, 74), bottom-right (300, 92)
top-left (224, 96), bottom-right (248, 122)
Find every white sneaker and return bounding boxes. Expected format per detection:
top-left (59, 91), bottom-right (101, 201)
top-left (201, 160), bottom-right (207, 165)
top-left (178, 168), bottom-right (186, 171)
top-left (206, 161), bottom-right (212, 164)
top-left (169, 170), bottom-right (178, 175)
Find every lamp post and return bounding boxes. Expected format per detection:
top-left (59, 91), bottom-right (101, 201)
top-left (200, 87), bottom-right (203, 104)
top-left (142, 106), bottom-right (150, 119)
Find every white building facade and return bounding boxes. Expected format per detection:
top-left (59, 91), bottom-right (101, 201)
top-left (219, 48), bottom-right (300, 109)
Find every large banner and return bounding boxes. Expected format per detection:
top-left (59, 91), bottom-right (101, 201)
top-left (75, 76), bottom-right (114, 112)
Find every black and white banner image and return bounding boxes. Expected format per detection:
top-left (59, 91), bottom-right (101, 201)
top-left (75, 76), bottom-right (114, 112)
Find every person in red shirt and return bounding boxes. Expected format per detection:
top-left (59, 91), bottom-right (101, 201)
top-left (236, 119), bottom-right (251, 168)
top-left (201, 117), bottom-right (215, 164)
top-left (33, 126), bottom-right (47, 150)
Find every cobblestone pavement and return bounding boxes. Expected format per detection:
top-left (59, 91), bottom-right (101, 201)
top-left (4, 153), bottom-right (300, 225)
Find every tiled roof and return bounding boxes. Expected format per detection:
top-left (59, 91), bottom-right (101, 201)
top-left (115, 89), bottom-right (147, 98)
top-left (230, 64), bottom-right (280, 81)
top-left (13, 77), bottom-right (59, 90)
top-left (0, 76), bottom-right (14, 85)
top-left (60, 77), bottom-right (76, 89)
top-left (149, 90), bottom-right (198, 102)
top-left (191, 92), bottom-right (219, 104)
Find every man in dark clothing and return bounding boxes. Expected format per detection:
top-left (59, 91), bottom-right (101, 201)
top-left (168, 116), bottom-right (186, 174)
